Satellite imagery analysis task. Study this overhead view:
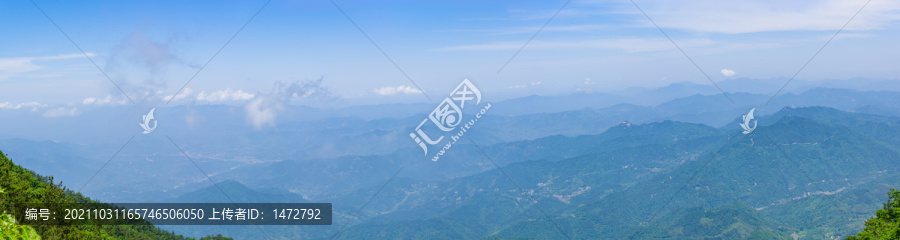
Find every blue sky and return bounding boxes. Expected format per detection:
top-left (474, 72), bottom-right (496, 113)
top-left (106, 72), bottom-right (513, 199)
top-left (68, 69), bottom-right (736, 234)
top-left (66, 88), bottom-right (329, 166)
top-left (1, 0), bottom-right (898, 112)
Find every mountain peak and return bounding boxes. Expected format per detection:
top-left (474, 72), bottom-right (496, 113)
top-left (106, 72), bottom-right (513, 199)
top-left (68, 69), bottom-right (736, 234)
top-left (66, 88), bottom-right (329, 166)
top-left (168, 179), bottom-right (305, 203)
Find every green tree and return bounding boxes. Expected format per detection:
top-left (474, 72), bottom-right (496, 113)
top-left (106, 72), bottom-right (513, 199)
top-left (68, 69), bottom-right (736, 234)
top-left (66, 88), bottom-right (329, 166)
top-left (0, 149), bottom-right (233, 239)
top-left (848, 189), bottom-right (900, 240)
top-left (0, 211), bottom-right (41, 240)
top-left (199, 234), bottom-right (234, 240)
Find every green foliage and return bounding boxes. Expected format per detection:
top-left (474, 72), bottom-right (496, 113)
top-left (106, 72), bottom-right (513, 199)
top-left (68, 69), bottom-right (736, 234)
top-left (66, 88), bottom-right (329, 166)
top-left (331, 107), bottom-right (900, 239)
top-left (336, 218), bottom-right (480, 240)
top-left (198, 234), bottom-right (233, 240)
top-left (1, 211), bottom-right (40, 240)
top-left (4, 106), bottom-right (896, 239)
top-left (159, 181), bottom-right (317, 239)
top-left (0, 149), bottom-right (229, 239)
top-left (848, 189), bottom-right (900, 240)
top-left (628, 202), bottom-right (791, 239)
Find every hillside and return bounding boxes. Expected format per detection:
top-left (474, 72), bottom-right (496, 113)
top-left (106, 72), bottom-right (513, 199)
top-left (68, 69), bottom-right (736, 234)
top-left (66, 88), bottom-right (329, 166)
top-left (327, 107), bottom-right (900, 239)
top-left (156, 181), bottom-right (318, 240)
top-left (0, 150), bottom-right (231, 239)
top-left (847, 188), bottom-right (900, 239)
top-left (630, 202), bottom-right (791, 239)
top-left (162, 180), bottom-right (306, 203)
top-left (4, 104), bottom-right (899, 239)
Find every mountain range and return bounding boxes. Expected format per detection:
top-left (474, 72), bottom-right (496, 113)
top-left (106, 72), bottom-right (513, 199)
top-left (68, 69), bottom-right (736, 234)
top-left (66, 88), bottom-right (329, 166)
top-left (3, 80), bottom-right (900, 239)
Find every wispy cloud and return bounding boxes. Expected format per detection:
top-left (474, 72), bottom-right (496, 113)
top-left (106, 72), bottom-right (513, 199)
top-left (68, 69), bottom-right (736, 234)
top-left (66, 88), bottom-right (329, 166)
top-left (435, 38), bottom-right (715, 52)
top-left (197, 88), bottom-right (255, 102)
top-left (0, 53), bottom-right (95, 80)
top-left (510, 81), bottom-right (543, 89)
top-left (0, 101), bottom-right (46, 111)
top-left (372, 85), bottom-right (423, 96)
top-left (162, 87), bottom-right (255, 103)
top-left (615, 0), bottom-right (900, 34)
top-left (103, 29), bottom-right (194, 104)
top-left (451, 1), bottom-right (898, 36)
top-left (436, 24), bottom-right (620, 35)
top-left (83, 87), bottom-right (256, 105)
top-left (163, 88), bottom-right (194, 102)
top-left (245, 79), bottom-right (338, 129)
top-left (82, 95), bottom-right (129, 105)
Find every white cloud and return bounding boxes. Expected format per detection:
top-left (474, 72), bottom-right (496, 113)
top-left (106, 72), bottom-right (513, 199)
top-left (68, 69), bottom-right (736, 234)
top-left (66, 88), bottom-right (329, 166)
top-left (511, 81), bottom-right (543, 89)
top-left (47, 87), bottom-right (255, 109)
top-left (0, 101), bottom-right (46, 111)
top-left (160, 88), bottom-right (257, 103)
top-left (43, 107), bottom-right (80, 117)
top-left (196, 88), bottom-right (255, 102)
top-left (245, 79), bottom-right (336, 129)
top-left (721, 69), bottom-right (736, 77)
top-left (244, 97), bottom-right (277, 129)
top-left (163, 88), bottom-right (194, 102)
top-left (82, 95), bottom-right (129, 105)
top-left (0, 53), bottom-right (95, 80)
top-left (373, 85), bottom-right (424, 96)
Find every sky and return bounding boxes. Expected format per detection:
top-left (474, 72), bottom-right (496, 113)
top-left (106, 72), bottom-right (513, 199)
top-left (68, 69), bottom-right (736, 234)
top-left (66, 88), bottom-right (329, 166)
top-left (1, 0), bottom-right (899, 113)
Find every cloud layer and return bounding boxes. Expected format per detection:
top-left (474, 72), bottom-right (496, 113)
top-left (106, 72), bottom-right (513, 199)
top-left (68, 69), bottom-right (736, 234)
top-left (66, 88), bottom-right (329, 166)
top-left (372, 85), bottom-right (424, 96)
top-left (245, 79), bottom-right (337, 129)
top-left (0, 102), bottom-right (46, 111)
top-left (0, 53), bottom-right (95, 80)
top-left (162, 88), bottom-right (255, 103)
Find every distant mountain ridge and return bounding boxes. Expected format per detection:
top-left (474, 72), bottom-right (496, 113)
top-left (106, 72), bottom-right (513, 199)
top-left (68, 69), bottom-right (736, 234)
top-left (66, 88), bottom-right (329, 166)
top-left (160, 180), bottom-right (306, 203)
top-left (326, 106), bottom-right (900, 239)
top-left (3, 82), bottom-right (900, 239)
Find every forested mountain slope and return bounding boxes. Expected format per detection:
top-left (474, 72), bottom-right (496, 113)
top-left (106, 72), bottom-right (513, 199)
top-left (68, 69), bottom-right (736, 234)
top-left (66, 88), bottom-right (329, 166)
top-left (0, 150), bottom-right (231, 239)
top-left (333, 107), bottom-right (900, 240)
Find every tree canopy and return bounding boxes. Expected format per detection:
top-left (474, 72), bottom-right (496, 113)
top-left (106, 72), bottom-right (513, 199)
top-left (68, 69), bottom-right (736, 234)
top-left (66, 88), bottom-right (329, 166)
top-left (848, 189), bottom-right (900, 240)
top-left (0, 150), bottom-right (232, 239)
